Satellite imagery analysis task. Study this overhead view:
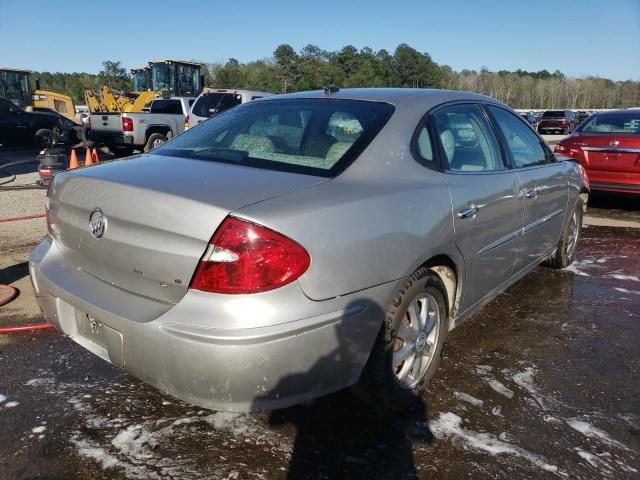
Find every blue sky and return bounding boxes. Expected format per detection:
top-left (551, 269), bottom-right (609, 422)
top-left (1, 0), bottom-right (639, 80)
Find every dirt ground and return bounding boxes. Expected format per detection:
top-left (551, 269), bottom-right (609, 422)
top-left (1, 146), bottom-right (639, 479)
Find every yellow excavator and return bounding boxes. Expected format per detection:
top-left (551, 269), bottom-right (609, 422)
top-left (84, 60), bottom-right (204, 113)
top-left (0, 68), bottom-right (76, 121)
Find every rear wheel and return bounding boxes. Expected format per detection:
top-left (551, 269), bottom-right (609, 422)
top-left (351, 268), bottom-right (448, 412)
top-left (544, 197), bottom-right (584, 269)
top-left (144, 133), bottom-right (168, 152)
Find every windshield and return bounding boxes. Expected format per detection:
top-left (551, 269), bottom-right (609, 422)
top-left (176, 64), bottom-right (201, 95)
top-left (152, 63), bottom-right (175, 93)
top-left (580, 113), bottom-right (640, 134)
top-left (542, 110), bottom-right (565, 118)
top-left (132, 70), bottom-right (150, 91)
top-left (151, 98), bottom-right (394, 177)
top-left (0, 71), bottom-right (31, 105)
top-left (191, 92), bottom-right (241, 117)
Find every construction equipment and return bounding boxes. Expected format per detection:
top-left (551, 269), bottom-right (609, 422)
top-left (84, 60), bottom-right (204, 114)
top-left (0, 68), bottom-right (76, 121)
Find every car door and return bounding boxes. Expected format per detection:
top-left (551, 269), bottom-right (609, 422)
top-left (0, 100), bottom-right (28, 145)
top-left (433, 103), bottom-right (523, 312)
top-left (486, 105), bottom-right (568, 272)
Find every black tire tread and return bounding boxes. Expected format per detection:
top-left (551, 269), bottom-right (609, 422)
top-left (351, 267), bottom-right (448, 412)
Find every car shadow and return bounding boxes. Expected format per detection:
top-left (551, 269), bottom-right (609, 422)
top-left (0, 261), bottom-right (30, 285)
top-left (253, 299), bottom-right (433, 479)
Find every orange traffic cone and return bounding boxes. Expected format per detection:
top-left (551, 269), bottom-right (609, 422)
top-left (84, 148), bottom-right (93, 166)
top-left (69, 149), bottom-right (79, 169)
top-left (91, 148), bottom-right (100, 163)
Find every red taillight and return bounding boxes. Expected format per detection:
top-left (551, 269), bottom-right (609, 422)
top-left (122, 117), bottom-right (134, 132)
top-left (578, 163), bottom-right (590, 192)
top-left (39, 167), bottom-right (52, 177)
top-left (190, 217), bottom-right (311, 294)
top-left (560, 118), bottom-right (568, 124)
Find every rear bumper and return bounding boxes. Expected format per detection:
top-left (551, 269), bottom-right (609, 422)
top-left (29, 237), bottom-right (395, 411)
top-left (585, 169), bottom-right (640, 196)
top-left (88, 130), bottom-right (134, 147)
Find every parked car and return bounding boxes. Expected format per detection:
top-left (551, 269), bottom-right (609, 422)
top-left (520, 113), bottom-right (538, 126)
top-left (30, 88), bottom-right (588, 413)
top-left (538, 110), bottom-right (578, 135)
top-left (575, 110), bottom-right (591, 126)
top-left (88, 97), bottom-right (195, 156)
top-left (0, 97), bottom-right (62, 148)
top-left (188, 89), bottom-right (274, 127)
top-left (554, 109), bottom-right (640, 196)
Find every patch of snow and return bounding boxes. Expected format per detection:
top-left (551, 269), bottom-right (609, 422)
top-left (566, 419), bottom-right (630, 451)
top-left (488, 380), bottom-right (514, 399)
top-left (474, 365), bottom-right (493, 376)
top-left (31, 426), bottom-right (46, 434)
top-left (575, 447), bottom-right (612, 472)
top-left (454, 391), bottom-right (484, 407)
top-left (0, 393), bottom-right (6, 403)
top-left (562, 263), bottom-right (591, 276)
top-left (4, 401), bottom-right (19, 408)
top-left (608, 274), bottom-right (639, 282)
top-left (614, 287), bottom-right (640, 296)
top-left (491, 406), bottom-right (502, 417)
top-left (430, 412), bottom-right (560, 474)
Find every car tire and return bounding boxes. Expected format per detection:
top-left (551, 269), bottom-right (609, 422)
top-left (33, 129), bottom-right (53, 149)
top-left (144, 133), bottom-right (168, 152)
top-left (111, 146), bottom-right (134, 158)
top-left (351, 267), bottom-right (448, 412)
top-left (544, 197), bottom-right (584, 269)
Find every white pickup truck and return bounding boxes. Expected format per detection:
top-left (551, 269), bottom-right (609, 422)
top-left (88, 97), bottom-right (194, 156)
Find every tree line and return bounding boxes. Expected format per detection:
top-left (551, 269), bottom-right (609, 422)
top-left (30, 44), bottom-right (639, 109)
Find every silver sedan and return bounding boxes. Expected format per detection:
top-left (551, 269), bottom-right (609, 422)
top-left (30, 88), bottom-right (588, 412)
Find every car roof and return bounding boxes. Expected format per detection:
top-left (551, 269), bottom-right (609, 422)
top-left (594, 108), bottom-right (640, 116)
top-left (260, 88), bottom-right (504, 109)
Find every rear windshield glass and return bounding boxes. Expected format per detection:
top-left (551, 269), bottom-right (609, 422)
top-left (192, 92), bottom-right (242, 117)
top-left (151, 98), bottom-right (394, 177)
top-left (580, 113), bottom-right (640, 134)
top-left (542, 110), bottom-right (564, 118)
top-left (150, 100), bottom-right (183, 114)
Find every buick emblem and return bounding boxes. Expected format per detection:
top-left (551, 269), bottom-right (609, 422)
top-left (609, 140), bottom-right (620, 148)
top-left (88, 208), bottom-right (107, 238)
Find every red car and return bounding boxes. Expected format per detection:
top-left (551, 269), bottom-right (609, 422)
top-left (554, 109), bottom-right (640, 196)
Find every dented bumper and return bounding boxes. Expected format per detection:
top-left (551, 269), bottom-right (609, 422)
top-left (29, 236), bottom-right (395, 411)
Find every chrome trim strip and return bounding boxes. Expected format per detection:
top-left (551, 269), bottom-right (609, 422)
top-left (523, 209), bottom-right (565, 234)
top-left (477, 208), bottom-right (564, 257)
top-left (583, 147), bottom-right (640, 154)
top-left (477, 228), bottom-right (523, 257)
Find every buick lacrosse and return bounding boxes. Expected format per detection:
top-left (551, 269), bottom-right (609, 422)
top-left (30, 88), bottom-right (588, 412)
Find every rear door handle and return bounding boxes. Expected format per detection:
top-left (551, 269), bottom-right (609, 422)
top-left (525, 188), bottom-right (539, 199)
top-left (458, 206), bottom-right (480, 219)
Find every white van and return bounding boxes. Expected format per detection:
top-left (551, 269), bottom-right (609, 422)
top-left (187, 89), bottom-right (274, 128)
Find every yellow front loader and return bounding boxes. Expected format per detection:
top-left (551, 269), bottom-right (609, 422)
top-left (1, 68), bottom-right (76, 121)
top-left (84, 60), bottom-right (204, 113)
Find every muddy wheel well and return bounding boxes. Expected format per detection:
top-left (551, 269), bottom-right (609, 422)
top-left (421, 255), bottom-right (459, 324)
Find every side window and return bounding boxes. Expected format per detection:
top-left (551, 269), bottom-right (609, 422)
top-left (487, 105), bottom-right (547, 168)
top-left (217, 94), bottom-right (242, 113)
top-left (432, 104), bottom-right (504, 172)
top-left (414, 124), bottom-right (435, 165)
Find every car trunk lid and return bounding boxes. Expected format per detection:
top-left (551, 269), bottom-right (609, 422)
top-left (48, 154), bottom-right (326, 304)
top-left (574, 133), bottom-right (640, 173)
